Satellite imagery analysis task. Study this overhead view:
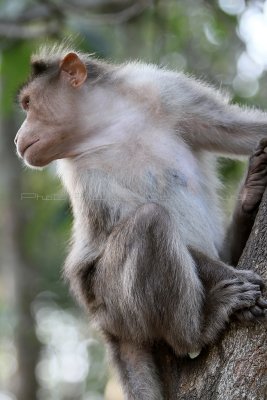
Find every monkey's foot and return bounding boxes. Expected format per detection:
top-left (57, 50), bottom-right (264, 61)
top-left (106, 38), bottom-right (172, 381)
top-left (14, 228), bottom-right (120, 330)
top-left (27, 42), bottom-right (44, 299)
top-left (241, 138), bottom-right (267, 213)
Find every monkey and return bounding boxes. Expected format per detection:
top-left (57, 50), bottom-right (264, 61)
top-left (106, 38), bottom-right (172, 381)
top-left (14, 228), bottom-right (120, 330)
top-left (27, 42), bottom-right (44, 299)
top-left (15, 44), bottom-right (267, 400)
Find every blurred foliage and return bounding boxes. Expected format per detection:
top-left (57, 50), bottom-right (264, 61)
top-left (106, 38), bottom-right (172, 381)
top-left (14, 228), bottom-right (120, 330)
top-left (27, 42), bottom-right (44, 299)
top-left (1, 1), bottom-right (267, 399)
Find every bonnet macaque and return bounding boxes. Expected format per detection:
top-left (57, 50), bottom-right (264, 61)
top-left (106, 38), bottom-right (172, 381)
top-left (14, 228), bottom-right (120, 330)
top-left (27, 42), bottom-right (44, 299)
top-left (15, 45), bottom-right (267, 400)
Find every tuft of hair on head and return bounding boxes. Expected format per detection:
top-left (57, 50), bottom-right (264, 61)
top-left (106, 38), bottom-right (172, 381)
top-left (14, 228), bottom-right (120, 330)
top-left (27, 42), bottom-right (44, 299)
top-left (31, 42), bottom-right (73, 64)
top-left (31, 42), bottom-right (73, 79)
top-left (30, 40), bottom-right (108, 83)
top-left (31, 41), bottom-right (91, 73)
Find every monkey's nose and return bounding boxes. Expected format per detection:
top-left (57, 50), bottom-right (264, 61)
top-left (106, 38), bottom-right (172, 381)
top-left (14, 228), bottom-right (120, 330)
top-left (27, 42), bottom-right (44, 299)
top-left (14, 134), bottom-right (18, 145)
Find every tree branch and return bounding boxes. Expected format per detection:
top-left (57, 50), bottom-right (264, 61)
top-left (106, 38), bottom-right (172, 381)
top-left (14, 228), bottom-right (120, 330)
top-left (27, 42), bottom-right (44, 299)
top-left (64, 1), bottom-right (151, 24)
top-left (0, 22), bottom-right (59, 39)
top-left (0, 0), bottom-right (151, 39)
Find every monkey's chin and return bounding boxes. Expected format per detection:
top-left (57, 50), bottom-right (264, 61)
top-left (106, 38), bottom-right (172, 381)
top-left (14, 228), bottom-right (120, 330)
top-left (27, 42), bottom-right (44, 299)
top-left (23, 159), bottom-right (45, 170)
top-left (23, 151), bottom-right (52, 170)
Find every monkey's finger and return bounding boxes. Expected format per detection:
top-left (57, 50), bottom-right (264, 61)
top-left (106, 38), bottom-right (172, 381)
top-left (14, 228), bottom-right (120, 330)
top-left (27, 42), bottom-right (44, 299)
top-left (257, 297), bottom-right (267, 308)
top-left (239, 271), bottom-right (265, 291)
top-left (248, 161), bottom-right (267, 176)
top-left (238, 282), bottom-right (261, 294)
top-left (259, 138), bottom-right (267, 149)
top-left (255, 138), bottom-right (267, 153)
top-left (249, 305), bottom-right (264, 317)
top-left (234, 308), bottom-right (267, 324)
top-left (235, 309), bottom-right (255, 322)
top-left (249, 308), bottom-right (267, 322)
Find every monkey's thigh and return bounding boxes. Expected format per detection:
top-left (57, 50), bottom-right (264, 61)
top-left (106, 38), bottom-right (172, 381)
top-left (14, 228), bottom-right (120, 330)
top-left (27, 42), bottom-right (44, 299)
top-left (98, 203), bottom-right (203, 350)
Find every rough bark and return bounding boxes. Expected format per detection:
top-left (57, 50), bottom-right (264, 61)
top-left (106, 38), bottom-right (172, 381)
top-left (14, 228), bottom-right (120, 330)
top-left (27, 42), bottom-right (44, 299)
top-left (154, 189), bottom-right (267, 400)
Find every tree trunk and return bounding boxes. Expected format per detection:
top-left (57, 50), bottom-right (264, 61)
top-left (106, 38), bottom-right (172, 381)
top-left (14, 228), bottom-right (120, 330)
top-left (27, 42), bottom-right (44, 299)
top-left (0, 115), bottom-right (41, 400)
top-left (155, 189), bottom-right (267, 400)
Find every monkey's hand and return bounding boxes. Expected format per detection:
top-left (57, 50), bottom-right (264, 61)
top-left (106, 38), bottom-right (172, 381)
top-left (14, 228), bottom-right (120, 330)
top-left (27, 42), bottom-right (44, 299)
top-left (202, 275), bottom-right (264, 344)
top-left (234, 296), bottom-right (267, 324)
top-left (210, 278), bottom-right (262, 315)
top-left (231, 270), bottom-right (267, 323)
top-left (241, 138), bottom-right (267, 214)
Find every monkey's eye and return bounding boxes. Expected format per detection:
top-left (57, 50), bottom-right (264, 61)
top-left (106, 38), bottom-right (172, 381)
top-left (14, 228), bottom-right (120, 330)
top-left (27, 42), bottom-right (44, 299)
top-left (21, 96), bottom-right (30, 111)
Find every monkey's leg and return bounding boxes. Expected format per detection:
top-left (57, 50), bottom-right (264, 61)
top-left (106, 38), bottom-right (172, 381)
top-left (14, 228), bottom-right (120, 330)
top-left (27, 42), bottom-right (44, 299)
top-left (103, 202), bottom-right (204, 345)
top-left (99, 203), bottom-right (204, 396)
top-left (106, 335), bottom-right (163, 400)
top-left (220, 138), bottom-right (267, 266)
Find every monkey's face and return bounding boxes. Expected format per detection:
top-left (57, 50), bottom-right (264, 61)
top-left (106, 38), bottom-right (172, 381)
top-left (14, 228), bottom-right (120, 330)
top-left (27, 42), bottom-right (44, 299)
top-left (16, 80), bottom-right (82, 168)
top-left (15, 53), bottom-right (88, 168)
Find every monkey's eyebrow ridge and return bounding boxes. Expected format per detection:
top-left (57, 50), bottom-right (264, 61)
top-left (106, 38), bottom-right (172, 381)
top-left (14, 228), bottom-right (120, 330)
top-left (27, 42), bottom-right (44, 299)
top-left (16, 81), bottom-right (30, 103)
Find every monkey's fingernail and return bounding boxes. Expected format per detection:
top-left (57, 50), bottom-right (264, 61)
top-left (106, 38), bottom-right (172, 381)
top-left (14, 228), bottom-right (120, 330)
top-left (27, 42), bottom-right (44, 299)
top-left (188, 350), bottom-right (201, 359)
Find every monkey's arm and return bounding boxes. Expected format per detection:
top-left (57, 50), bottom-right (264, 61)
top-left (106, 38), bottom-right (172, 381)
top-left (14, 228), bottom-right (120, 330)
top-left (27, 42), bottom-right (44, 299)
top-left (221, 207), bottom-right (255, 267)
top-left (220, 138), bottom-right (267, 265)
top-left (174, 75), bottom-right (267, 155)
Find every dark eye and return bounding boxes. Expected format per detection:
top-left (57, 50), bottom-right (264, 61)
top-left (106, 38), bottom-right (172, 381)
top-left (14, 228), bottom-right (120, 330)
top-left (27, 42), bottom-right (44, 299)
top-left (22, 96), bottom-right (30, 111)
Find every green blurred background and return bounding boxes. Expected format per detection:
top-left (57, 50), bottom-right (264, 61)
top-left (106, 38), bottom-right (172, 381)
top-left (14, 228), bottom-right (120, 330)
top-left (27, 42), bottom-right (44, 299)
top-left (0, 1), bottom-right (267, 399)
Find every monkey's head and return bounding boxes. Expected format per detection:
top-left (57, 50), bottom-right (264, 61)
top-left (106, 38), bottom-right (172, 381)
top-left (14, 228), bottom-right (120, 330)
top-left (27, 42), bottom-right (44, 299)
top-left (15, 50), bottom-right (90, 168)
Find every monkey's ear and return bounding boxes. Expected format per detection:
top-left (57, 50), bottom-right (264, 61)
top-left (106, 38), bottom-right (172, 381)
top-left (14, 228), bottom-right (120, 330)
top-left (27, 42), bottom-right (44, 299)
top-left (60, 52), bottom-right (87, 88)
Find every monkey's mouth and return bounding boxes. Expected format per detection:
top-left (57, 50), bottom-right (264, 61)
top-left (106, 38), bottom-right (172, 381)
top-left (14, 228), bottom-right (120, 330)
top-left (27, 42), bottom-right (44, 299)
top-left (21, 138), bottom-right (40, 157)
